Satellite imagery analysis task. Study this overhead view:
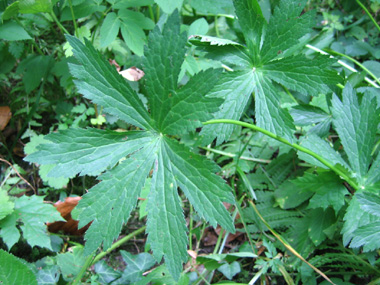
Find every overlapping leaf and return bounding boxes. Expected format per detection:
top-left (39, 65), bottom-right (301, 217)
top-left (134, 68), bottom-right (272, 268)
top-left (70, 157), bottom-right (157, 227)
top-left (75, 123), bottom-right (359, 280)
top-left (0, 195), bottom-right (64, 250)
top-left (191, 0), bottom-right (341, 144)
top-left (26, 12), bottom-right (234, 279)
top-left (331, 83), bottom-right (380, 184)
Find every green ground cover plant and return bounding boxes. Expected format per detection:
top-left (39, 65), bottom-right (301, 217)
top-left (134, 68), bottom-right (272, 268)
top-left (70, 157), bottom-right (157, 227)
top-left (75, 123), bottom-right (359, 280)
top-left (1, 0), bottom-right (380, 284)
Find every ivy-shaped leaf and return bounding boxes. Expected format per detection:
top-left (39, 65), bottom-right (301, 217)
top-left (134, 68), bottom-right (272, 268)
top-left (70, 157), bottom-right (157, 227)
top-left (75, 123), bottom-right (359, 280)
top-left (191, 0), bottom-right (342, 145)
top-left (25, 11), bottom-right (234, 279)
top-left (0, 195), bottom-right (64, 250)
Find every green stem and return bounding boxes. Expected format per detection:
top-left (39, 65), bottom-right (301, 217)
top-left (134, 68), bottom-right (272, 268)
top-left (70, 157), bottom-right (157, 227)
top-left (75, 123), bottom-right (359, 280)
top-left (356, 0), bottom-right (380, 33)
top-left (236, 166), bottom-right (257, 200)
top-left (72, 254), bottom-right (95, 284)
top-left (91, 226), bottom-right (146, 265)
top-left (200, 146), bottom-right (271, 163)
top-left (235, 196), bottom-right (256, 254)
top-left (248, 200), bottom-right (335, 285)
top-left (148, 5), bottom-right (155, 22)
top-left (306, 44), bottom-right (380, 88)
top-left (14, 17), bottom-right (44, 55)
top-left (189, 204), bottom-right (194, 250)
top-left (203, 119), bottom-right (359, 190)
top-left (50, 11), bottom-right (70, 35)
top-left (67, 0), bottom-right (78, 36)
top-left (325, 48), bottom-right (380, 86)
top-left (156, 5), bottom-right (160, 22)
top-left (214, 16), bottom-right (220, 37)
top-left (282, 85), bottom-right (297, 104)
top-left (212, 228), bottom-right (224, 255)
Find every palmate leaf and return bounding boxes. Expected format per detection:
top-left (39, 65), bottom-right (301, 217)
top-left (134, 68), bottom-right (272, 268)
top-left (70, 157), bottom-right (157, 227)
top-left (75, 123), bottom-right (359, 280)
top-left (25, 12), bottom-right (234, 279)
top-left (193, 0), bottom-right (342, 144)
top-left (331, 83), bottom-right (380, 184)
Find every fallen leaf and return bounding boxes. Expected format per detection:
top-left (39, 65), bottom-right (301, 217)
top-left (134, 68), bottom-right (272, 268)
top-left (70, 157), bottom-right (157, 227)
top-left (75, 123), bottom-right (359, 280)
top-left (109, 59), bottom-right (120, 71)
top-left (47, 197), bottom-right (91, 235)
top-left (0, 106), bottom-right (12, 131)
top-left (119, 67), bottom-right (145, 81)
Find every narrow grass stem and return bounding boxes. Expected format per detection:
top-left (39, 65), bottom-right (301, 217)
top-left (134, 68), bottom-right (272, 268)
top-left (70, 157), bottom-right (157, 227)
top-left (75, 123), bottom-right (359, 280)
top-left (325, 48), bottom-right (380, 86)
top-left (356, 0), bottom-right (380, 33)
top-left (203, 119), bottom-right (359, 191)
top-left (306, 44), bottom-right (380, 88)
top-left (189, 204), bottom-right (194, 250)
top-left (148, 5), bottom-right (155, 22)
top-left (248, 200), bottom-right (335, 285)
top-left (50, 12), bottom-right (70, 35)
top-left (200, 146), bottom-right (271, 163)
top-left (67, 0), bottom-right (78, 36)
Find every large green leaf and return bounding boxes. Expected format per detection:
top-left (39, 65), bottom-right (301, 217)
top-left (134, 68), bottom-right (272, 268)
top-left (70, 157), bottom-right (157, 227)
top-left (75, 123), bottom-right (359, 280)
top-left (119, 10), bottom-right (155, 56)
top-left (154, 0), bottom-right (183, 13)
top-left (146, 139), bottom-right (188, 280)
top-left (190, 0), bottom-right (233, 15)
top-left (73, 135), bottom-right (158, 254)
top-left (0, 250), bottom-right (37, 285)
top-left (293, 171), bottom-right (347, 214)
top-left (253, 73), bottom-right (295, 142)
top-left (200, 70), bottom-right (255, 145)
top-left (341, 196), bottom-right (380, 247)
top-left (164, 138), bottom-right (235, 232)
top-left (0, 195), bottom-right (64, 250)
top-left (259, 0), bottom-right (312, 63)
top-left (366, 151), bottom-right (380, 186)
top-left (298, 134), bottom-right (350, 170)
top-left (262, 55), bottom-right (340, 95)
top-left (308, 208), bottom-right (335, 247)
top-left (0, 189), bottom-right (14, 220)
top-left (57, 246), bottom-right (86, 282)
top-left (100, 12), bottom-right (121, 47)
top-left (192, 0), bottom-right (341, 144)
top-left (356, 191), bottom-right (380, 218)
top-left (350, 222), bottom-right (380, 252)
top-left (143, 12), bottom-right (187, 125)
top-left (18, 0), bottom-right (52, 13)
top-left (25, 129), bottom-right (154, 177)
top-left (0, 21), bottom-right (31, 41)
top-left (332, 83), bottom-right (380, 184)
top-left (26, 12), bottom-right (233, 279)
top-left (67, 36), bottom-right (153, 130)
top-left (233, 0), bottom-right (265, 58)
top-left (118, 251), bottom-right (156, 283)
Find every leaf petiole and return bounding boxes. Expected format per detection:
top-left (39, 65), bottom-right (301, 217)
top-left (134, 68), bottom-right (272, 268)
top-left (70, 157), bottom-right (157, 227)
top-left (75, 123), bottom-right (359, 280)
top-left (203, 119), bottom-right (359, 190)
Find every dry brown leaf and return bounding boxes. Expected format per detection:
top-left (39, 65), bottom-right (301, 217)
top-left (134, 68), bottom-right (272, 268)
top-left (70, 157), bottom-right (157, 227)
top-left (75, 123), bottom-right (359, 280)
top-left (187, 250), bottom-right (197, 259)
top-left (119, 67), bottom-right (145, 81)
top-left (0, 106), bottom-right (12, 131)
top-left (47, 197), bottom-right (91, 235)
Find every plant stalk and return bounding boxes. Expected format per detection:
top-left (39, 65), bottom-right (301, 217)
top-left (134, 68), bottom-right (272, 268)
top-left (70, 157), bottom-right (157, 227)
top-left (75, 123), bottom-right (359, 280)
top-left (356, 0), bottom-right (380, 33)
top-left (203, 119), bottom-right (359, 191)
top-left (248, 200), bottom-right (335, 285)
top-left (91, 226), bottom-right (146, 265)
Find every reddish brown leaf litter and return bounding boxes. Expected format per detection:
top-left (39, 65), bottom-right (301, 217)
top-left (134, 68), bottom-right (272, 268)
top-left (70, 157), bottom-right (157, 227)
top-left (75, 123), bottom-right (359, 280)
top-left (47, 197), bottom-right (91, 235)
top-left (0, 106), bottom-right (11, 131)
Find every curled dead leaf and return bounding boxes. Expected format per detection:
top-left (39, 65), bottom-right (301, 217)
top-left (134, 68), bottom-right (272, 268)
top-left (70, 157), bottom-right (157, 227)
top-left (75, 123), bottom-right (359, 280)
top-left (119, 67), bottom-right (145, 81)
top-left (0, 106), bottom-right (12, 131)
top-left (47, 197), bottom-right (91, 235)
top-left (187, 250), bottom-right (197, 259)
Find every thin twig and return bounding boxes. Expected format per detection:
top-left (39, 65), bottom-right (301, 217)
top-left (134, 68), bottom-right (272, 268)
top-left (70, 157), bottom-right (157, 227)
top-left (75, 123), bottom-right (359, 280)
top-left (0, 158), bottom-right (36, 194)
